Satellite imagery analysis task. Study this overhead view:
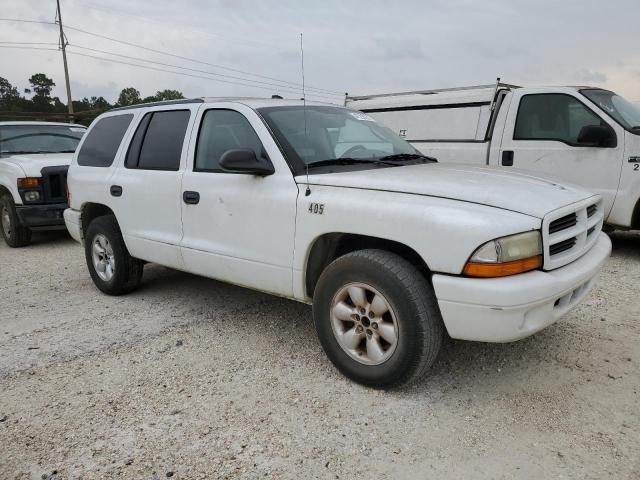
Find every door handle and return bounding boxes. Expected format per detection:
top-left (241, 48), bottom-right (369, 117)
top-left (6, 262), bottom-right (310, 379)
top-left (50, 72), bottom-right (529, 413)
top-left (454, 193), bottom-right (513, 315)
top-left (183, 191), bottom-right (200, 205)
top-left (502, 150), bottom-right (514, 166)
top-left (110, 185), bottom-right (123, 197)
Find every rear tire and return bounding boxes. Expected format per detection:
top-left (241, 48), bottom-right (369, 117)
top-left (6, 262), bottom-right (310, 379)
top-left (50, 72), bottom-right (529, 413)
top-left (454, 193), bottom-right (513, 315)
top-left (313, 249), bottom-right (443, 389)
top-left (84, 215), bottom-right (143, 295)
top-left (0, 194), bottom-right (32, 248)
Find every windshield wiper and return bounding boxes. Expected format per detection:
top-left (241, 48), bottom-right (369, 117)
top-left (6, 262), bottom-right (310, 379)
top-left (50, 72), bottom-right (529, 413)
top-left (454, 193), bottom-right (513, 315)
top-left (378, 153), bottom-right (437, 163)
top-left (306, 157), bottom-right (400, 169)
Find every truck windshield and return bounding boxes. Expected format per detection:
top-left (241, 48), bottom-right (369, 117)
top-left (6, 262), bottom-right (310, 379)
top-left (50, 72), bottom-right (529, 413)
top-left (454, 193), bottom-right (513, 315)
top-left (0, 124), bottom-right (86, 155)
top-left (581, 89), bottom-right (640, 133)
top-left (258, 105), bottom-right (420, 173)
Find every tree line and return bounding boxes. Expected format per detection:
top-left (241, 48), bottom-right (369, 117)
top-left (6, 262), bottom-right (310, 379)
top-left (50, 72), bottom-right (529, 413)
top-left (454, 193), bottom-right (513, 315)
top-left (0, 73), bottom-right (184, 123)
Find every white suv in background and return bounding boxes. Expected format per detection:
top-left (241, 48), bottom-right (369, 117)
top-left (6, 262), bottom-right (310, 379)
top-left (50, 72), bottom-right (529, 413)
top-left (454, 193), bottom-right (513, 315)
top-left (0, 121), bottom-right (86, 247)
top-left (64, 98), bottom-right (610, 388)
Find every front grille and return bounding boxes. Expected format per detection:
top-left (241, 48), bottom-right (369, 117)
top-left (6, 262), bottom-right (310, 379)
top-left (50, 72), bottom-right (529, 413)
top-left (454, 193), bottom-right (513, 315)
top-left (40, 165), bottom-right (69, 204)
top-left (549, 213), bottom-right (577, 234)
top-left (550, 237), bottom-right (576, 255)
top-left (543, 199), bottom-right (604, 270)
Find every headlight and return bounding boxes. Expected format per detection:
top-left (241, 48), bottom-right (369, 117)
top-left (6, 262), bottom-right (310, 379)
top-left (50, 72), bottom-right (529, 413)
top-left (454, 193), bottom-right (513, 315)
top-left (463, 231), bottom-right (542, 277)
top-left (24, 190), bottom-right (41, 202)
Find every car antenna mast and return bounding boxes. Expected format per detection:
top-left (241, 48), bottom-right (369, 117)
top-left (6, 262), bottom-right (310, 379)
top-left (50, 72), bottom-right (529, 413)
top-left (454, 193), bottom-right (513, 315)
top-left (300, 33), bottom-right (311, 196)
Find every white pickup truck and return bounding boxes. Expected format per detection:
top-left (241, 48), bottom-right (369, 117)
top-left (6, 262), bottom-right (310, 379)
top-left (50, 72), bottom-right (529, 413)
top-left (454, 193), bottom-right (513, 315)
top-left (346, 84), bottom-right (640, 230)
top-left (0, 121), bottom-right (86, 247)
top-left (64, 98), bottom-right (610, 388)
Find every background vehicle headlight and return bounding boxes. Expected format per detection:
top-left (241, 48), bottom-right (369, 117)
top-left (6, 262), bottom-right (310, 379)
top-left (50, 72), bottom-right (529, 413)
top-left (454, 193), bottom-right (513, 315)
top-left (24, 191), bottom-right (40, 202)
top-left (463, 231), bottom-right (542, 277)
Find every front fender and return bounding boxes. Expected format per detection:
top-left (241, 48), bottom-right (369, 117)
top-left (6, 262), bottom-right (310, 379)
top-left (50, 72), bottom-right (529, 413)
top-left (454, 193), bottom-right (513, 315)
top-left (292, 185), bottom-right (540, 300)
top-left (0, 162), bottom-right (26, 204)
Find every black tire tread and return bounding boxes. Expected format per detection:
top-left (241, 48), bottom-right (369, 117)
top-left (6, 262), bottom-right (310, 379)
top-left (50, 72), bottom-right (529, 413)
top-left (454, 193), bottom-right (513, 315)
top-left (84, 214), bottom-right (143, 295)
top-left (0, 194), bottom-right (32, 248)
top-left (315, 249), bottom-right (443, 388)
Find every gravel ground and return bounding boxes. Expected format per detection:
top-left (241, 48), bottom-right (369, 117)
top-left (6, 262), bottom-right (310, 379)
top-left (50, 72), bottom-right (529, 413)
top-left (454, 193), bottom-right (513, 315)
top-left (0, 230), bottom-right (638, 479)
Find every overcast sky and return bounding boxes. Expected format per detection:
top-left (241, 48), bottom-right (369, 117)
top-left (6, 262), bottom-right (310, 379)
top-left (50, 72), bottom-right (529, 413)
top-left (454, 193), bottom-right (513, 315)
top-left (2, 0), bottom-right (639, 104)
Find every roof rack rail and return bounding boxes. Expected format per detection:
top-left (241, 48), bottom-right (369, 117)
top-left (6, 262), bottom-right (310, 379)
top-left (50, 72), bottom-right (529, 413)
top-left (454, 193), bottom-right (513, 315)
top-left (110, 98), bottom-right (204, 112)
top-left (347, 82), bottom-right (521, 101)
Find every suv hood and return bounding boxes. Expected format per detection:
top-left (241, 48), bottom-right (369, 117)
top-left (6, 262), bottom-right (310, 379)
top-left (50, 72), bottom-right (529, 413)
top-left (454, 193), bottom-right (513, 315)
top-left (0, 153), bottom-right (73, 177)
top-left (296, 163), bottom-right (595, 218)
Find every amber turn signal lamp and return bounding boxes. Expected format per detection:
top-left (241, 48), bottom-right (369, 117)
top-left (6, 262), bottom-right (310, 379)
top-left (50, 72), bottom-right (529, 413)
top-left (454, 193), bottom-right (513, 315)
top-left (463, 255), bottom-right (543, 278)
top-left (17, 177), bottom-right (41, 188)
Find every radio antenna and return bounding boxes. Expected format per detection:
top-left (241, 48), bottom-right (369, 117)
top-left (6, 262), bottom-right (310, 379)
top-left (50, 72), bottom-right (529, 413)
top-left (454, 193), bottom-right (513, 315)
top-left (300, 33), bottom-right (311, 196)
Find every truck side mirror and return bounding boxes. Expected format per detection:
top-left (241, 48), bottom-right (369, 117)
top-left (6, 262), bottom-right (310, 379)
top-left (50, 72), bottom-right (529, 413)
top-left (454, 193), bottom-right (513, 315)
top-left (577, 125), bottom-right (616, 148)
top-left (219, 149), bottom-right (275, 176)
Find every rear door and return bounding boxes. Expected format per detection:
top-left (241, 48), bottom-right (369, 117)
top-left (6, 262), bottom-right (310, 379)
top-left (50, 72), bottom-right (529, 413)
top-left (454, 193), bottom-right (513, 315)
top-left (499, 90), bottom-right (624, 216)
top-left (109, 106), bottom-right (198, 269)
top-left (179, 104), bottom-right (298, 297)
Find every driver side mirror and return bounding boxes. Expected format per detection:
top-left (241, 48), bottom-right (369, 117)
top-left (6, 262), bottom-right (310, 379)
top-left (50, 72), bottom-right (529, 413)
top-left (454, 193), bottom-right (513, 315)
top-left (577, 125), bottom-right (616, 148)
top-left (219, 149), bottom-right (275, 176)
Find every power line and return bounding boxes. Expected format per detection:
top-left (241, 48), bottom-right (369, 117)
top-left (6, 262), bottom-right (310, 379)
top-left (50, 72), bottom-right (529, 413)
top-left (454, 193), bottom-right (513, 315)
top-left (0, 45), bottom-right (58, 51)
top-left (75, 1), bottom-right (287, 51)
top-left (67, 44), bottom-right (343, 100)
top-left (0, 18), bottom-right (55, 25)
top-left (0, 17), bottom-right (344, 96)
top-left (0, 44), bottom-right (338, 102)
top-left (0, 41), bottom-right (58, 45)
top-left (0, 41), bottom-right (57, 44)
top-left (65, 50), bottom-right (340, 102)
top-left (62, 24), bottom-right (344, 95)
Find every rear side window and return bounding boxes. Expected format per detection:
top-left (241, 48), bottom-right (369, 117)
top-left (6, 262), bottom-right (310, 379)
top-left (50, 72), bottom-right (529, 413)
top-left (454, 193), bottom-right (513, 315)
top-left (126, 110), bottom-right (190, 171)
top-left (514, 94), bottom-right (605, 145)
top-left (77, 114), bottom-right (133, 167)
top-left (195, 109), bottom-right (264, 172)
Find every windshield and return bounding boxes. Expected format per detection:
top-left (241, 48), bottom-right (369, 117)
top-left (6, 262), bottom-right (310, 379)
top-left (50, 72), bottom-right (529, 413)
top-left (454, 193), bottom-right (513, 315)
top-left (0, 124), bottom-right (86, 155)
top-left (581, 89), bottom-right (640, 133)
top-left (258, 106), bottom-right (419, 173)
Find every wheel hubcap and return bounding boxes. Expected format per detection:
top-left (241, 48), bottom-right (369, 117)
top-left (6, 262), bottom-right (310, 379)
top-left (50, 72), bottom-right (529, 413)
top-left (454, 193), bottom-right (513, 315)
top-left (1, 206), bottom-right (11, 237)
top-left (91, 234), bottom-right (115, 281)
top-left (330, 282), bottom-right (399, 365)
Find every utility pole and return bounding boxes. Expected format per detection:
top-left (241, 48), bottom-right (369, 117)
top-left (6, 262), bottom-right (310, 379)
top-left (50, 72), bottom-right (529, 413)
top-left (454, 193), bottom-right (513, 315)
top-left (56, 0), bottom-right (74, 116)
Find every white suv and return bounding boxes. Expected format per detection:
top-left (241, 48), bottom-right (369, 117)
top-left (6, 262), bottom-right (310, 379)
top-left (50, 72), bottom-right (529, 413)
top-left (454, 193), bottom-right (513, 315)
top-left (64, 98), bottom-right (611, 388)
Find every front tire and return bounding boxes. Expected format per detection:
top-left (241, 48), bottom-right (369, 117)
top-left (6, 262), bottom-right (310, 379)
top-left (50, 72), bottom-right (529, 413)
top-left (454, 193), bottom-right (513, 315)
top-left (0, 194), bottom-right (31, 248)
top-left (84, 215), bottom-right (143, 295)
top-left (313, 249), bottom-right (443, 389)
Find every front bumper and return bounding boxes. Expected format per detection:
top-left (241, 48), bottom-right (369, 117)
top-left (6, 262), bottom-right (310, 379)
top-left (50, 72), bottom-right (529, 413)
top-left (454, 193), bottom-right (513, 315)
top-left (16, 203), bottom-right (67, 228)
top-left (63, 208), bottom-right (82, 243)
top-left (432, 232), bottom-right (611, 342)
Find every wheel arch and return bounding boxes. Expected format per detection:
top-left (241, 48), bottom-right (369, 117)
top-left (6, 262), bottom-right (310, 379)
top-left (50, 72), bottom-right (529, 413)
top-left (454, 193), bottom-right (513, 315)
top-left (0, 183), bottom-right (10, 198)
top-left (80, 202), bottom-right (117, 239)
top-left (304, 232), bottom-right (431, 299)
top-left (0, 181), bottom-right (20, 203)
top-left (631, 197), bottom-right (640, 230)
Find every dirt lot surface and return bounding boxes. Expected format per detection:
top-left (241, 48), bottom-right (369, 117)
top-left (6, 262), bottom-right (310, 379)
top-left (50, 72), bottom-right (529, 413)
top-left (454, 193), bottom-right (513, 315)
top-left (1, 231), bottom-right (638, 479)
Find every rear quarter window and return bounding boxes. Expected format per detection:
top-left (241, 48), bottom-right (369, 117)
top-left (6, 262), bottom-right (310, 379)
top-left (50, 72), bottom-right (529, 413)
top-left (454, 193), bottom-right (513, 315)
top-left (126, 110), bottom-right (191, 171)
top-left (77, 114), bottom-right (134, 167)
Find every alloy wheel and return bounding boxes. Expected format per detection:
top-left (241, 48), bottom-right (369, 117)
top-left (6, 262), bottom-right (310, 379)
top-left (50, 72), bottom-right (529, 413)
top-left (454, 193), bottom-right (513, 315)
top-left (1, 206), bottom-right (11, 238)
top-left (330, 282), bottom-right (399, 365)
top-left (91, 234), bottom-right (115, 281)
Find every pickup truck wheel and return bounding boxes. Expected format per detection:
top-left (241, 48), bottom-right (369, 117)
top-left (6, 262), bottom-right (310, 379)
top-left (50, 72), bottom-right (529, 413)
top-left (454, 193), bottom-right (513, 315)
top-left (84, 215), bottom-right (143, 295)
top-left (0, 194), bottom-right (32, 248)
top-left (313, 249), bottom-right (443, 389)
